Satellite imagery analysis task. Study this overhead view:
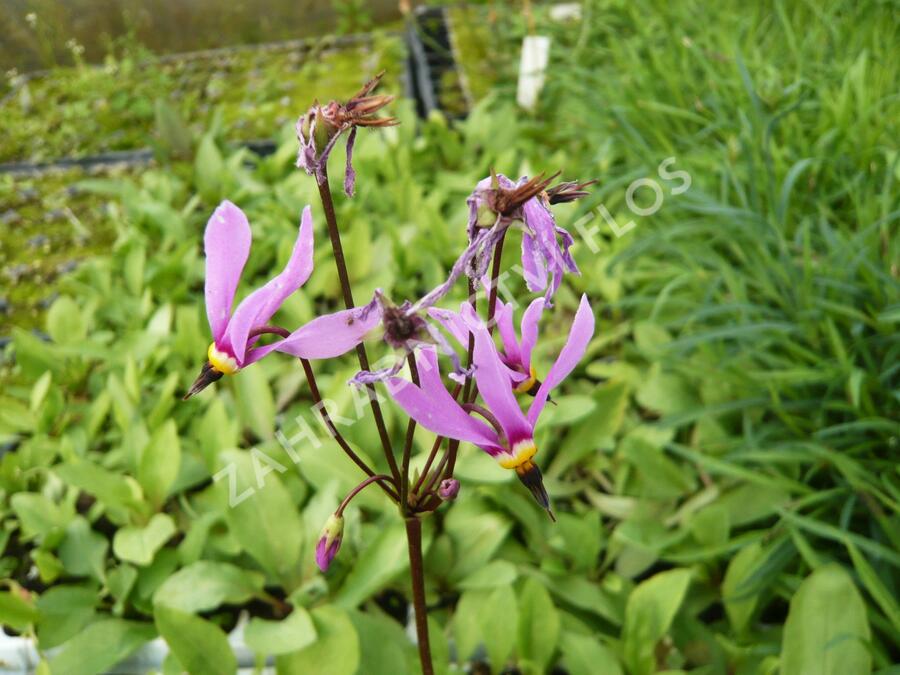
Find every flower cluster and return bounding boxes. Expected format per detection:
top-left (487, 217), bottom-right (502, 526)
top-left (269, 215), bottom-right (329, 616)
top-left (183, 73), bottom-right (596, 575)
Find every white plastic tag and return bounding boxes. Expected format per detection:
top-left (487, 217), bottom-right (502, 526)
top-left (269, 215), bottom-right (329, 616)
top-left (516, 35), bottom-right (551, 110)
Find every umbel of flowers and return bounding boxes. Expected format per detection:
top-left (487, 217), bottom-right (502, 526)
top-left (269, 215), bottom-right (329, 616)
top-left (183, 72), bottom-right (595, 675)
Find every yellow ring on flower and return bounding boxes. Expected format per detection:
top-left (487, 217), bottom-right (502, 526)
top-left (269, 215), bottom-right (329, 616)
top-left (208, 342), bottom-right (239, 375)
top-left (499, 438), bottom-right (537, 469)
top-left (513, 366), bottom-right (537, 394)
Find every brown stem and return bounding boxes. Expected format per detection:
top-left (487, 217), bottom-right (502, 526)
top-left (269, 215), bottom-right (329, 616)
top-left (336, 474), bottom-right (394, 516)
top-left (399, 354), bottom-right (420, 513)
top-left (316, 166), bottom-right (401, 486)
top-left (405, 517), bottom-right (434, 675)
top-left (300, 357), bottom-right (399, 502)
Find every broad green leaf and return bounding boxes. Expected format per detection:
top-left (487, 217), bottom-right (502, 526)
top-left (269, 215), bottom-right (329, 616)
top-left (153, 560), bottom-right (265, 613)
top-left (275, 606), bottom-right (359, 675)
top-left (35, 585), bottom-right (98, 649)
top-left (458, 560), bottom-right (518, 590)
top-left (10, 492), bottom-right (69, 541)
top-left (482, 585), bottom-right (518, 673)
top-left (561, 633), bottom-right (623, 675)
top-left (46, 296), bottom-right (86, 344)
top-left (194, 134), bottom-right (226, 204)
top-left (0, 590), bottom-right (38, 631)
top-left (348, 609), bottom-right (413, 675)
top-left (216, 449), bottom-right (303, 583)
top-left (233, 364), bottom-right (276, 439)
top-left (722, 542), bottom-right (764, 635)
top-left (155, 605), bottom-right (237, 675)
top-left (54, 461), bottom-right (145, 514)
top-left (517, 578), bottom-right (560, 673)
top-left (58, 516), bottom-right (108, 580)
top-left (113, 513), bottom-right (176, 566)
top-left (453, 589), bottom-right (487, 662)
top-left (138, 419), bottom-right (181, 509)
top-left (48, 619), bottom-right (156, 675)
top-left (334, 521), bottom-right (407, 609)
top-left (623, 569), bottom-right (691, 675)
top-left (781, 564), bottom-right (871, 675)
top-left (245, 606), bottom-right (317, 656)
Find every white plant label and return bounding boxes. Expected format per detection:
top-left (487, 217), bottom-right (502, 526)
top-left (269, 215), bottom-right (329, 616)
top-left (517, 35), bottom-right (551, 110)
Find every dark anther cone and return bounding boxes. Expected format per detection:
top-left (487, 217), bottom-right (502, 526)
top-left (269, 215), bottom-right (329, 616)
top-left (515, 460), bottom-right (556, 521)
top-left (183, 361), bottom-right (223, 400)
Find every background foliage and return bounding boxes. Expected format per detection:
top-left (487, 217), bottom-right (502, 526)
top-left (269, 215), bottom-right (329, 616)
top-left (1, 1), bottom-right (898, 673)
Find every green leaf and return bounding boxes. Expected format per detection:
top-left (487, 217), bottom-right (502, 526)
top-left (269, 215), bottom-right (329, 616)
top-left (35, 585), bottom-right (98, 649)
top-left (348, 610), bottom-right (413, 675)
top-left (10, 492), bottom-right (69, 541)
top-left (46, 296), bottom-right (86, 344)
top-left (454, 589), bottom-right (487, 662)
top-left (781, 564), bottom-right (871, 675)
top-left (0, 590), bottom-right (38, 631)
top-left (153, 560), bottom-right (265, 613)
top-left (233, 363), bottom-right (276, 439)
top-left (560, 633), bottom-right (623, 675)
top-left (622, 568), bottom-right (692, 675)
top-left (155, 605), bottom-right (237, 675)
top-left (48, 619), bottom-right (156, 675)
top-left (138, 419), bottom-right (181, 510)
top-left (722, 541), bottom-right (764, 635)
top-left (244, 606), bottom-right (317, 656)
top-left (846, 542), bottom-right (900, 634)
top-left (275, 606), bottom-right (359, 675)
top-left (113, 513), bottom-right (176, 566)
top-left (458, 559), bottom-right (518, 590)
top-left (482, 585), bottom-right (518, 672)
top-left (517, 578), bottom-right (560, 673)
top-left (54, 461), bottom-right (145, 513)
top-left (334, 521), bottom-right (406, 609)
top-left (58, 516), bottom-right (108, 580)
top-left (194, 134), bottom-right (226, 205)
top-left (216, 449), bottom-right (303, 583)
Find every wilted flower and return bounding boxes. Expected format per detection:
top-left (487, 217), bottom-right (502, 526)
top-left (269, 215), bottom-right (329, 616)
top-left (467, 173), bottom-right (592, 303)
top-left (350, 291), bottom-right (472, 386)
top-left (438, 479), bottom-right (460, 500)
top-left (296, 71), bottom-right (397, 195)
top-left (388, 295), bottom-right (594, 514)
top-left (315, 513), bottom-right (345, 571)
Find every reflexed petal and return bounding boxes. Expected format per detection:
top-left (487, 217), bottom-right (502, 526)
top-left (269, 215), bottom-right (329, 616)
top-left (521, 233), bottom-right (547, 292)
top-left (428, 307), bottom-right (470, 347)
top-left (204, 201), bottom-right (252, 342)
top-left (519, 297), bottom-right (545, 369)
top-left (344, 127), bottom-right (358, 197)
top-left (495, 300), bottom-right (522, 364)
top-left (275, 296), bottom-right (382, 360)
top-left (388, 349), bottom-right (499, 448)
top-left (224, 206), bottom-right (315, 362)
top-left (528, 294), bottom-right (595, 425)
top-left (473, 326), bottom-right (533, 442)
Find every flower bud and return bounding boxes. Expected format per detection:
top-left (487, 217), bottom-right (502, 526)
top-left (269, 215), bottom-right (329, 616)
top-left (438, 478), bottom-right (460, 501)
top-left (315, 513), bottom-right (344, 572)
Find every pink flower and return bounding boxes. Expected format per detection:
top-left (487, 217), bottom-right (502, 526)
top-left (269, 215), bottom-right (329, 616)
top-left (387, 295), bottom-right (594, 513)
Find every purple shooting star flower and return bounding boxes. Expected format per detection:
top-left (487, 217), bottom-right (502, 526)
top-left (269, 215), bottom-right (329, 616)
top-left (185, 201), bottom-right (382, 398)
top-left (388, 295), bottom-right (595, 515)
top-left (185, 201), bottom-right (315, 397)
top-left (430, 296), bottom-right (547, 396)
